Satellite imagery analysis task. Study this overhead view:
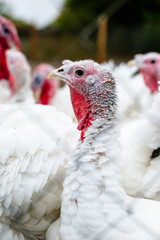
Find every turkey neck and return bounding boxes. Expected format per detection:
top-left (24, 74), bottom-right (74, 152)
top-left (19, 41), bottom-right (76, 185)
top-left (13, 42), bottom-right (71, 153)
top-left (68, 114), bottom-right (124, 191)
top-left (141, 70), bottom-right (159, 94)
top-left (60, 85), bottom-right (126, 240)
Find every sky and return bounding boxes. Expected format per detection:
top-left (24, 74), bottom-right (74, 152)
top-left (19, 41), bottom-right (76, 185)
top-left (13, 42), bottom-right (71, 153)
top-left (0, 0), bottom-right (64, 28)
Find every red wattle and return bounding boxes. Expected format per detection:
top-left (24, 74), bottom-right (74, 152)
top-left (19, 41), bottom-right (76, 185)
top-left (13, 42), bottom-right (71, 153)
top-left (69, 86), bottom-right (95, 141)
top-left (0, 47), bottom-right (10, 80)
top-left (0, 46), bottom-right (15, 92)
top-left (141, 70), bottom-right (159, 94)
top-left (40, 80), bottom-right (57, 105)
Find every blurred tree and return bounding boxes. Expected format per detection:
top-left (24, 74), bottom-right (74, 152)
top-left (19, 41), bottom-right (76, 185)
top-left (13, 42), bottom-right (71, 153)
top-left (54, 0), bottom-right (160, 32)
top-left (54, 0), bottom-right (113, 33)
top-left (52, 0), bottom-right (160, 57)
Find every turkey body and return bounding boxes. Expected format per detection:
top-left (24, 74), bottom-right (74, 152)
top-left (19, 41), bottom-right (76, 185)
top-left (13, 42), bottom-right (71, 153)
top-left (121, 93), bottom-right (160, 200)
top-left (119, 52), bottom-right (160, 199)
top-left (0, 15), bottom-right (81, 239)
top-left (0, 103), bottom-right (78, 240)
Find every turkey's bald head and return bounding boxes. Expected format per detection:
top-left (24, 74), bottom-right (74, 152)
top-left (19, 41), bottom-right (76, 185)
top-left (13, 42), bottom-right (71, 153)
top-left (0, 16), bottom-right (21, 50)
top-left (32, 64), bottom-right (59, 105)
top-left (129, 52), bottom-right (160, 93)
top-left (49, 60), bottom-right (117, 141)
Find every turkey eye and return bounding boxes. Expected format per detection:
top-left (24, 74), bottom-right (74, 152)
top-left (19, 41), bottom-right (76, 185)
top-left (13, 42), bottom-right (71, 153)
top-left (3, 26), bottom-right (10, 34)
top-left (34, 75), bottom-right (43, 87)
top-left (150, 59), bottom-right (156, 64)
top-left (36, 78), bottom-right (41, 85)
top-left (75, 69), bottom-right (84, 77)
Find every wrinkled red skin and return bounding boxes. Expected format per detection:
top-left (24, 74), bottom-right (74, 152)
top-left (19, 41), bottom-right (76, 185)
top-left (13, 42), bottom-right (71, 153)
top-left (135, 53), bottom-right (160, 94)
top-left (0, 46), bottom-right (10, 80)
top-left (61, 61), bottom-right (114, 142)
top-left (33, 64), bottom-right (59, 105)
top-left (0, 45), bottom-right (15, 92)
top-left (140, 70), bottom-right (159, 94)
top-left (69, 86), bottom-right (95, 141)
top-left (69, 86), bottom-right (88, 124)
top-left (40, 79), bottom-right (58, 105)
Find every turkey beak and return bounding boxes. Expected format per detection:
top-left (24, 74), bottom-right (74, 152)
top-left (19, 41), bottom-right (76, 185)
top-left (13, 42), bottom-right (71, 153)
top-left (127, 59), bottom-right (140, 76)
top-left (48, 68), bottom-right (68, 83)
top-left (127, 59), bottom-right (136, 66)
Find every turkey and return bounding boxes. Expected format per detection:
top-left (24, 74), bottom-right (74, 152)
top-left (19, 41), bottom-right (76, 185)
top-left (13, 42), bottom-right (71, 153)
top-left (103, 52), bottom-right (160, 124)
top-left (0, 15), bottom-right (21, 102)
top-left (124, 52), bottom-right (160, 117)
top-left (46, 59), bottom-right (160, 240)
top-left (120, 53), bottom-right (160, 199)
top-left (120, 89), bottom-right (160, 200)
top-left (141, 93), bottom-right (160, 200)
top-left (6, 48), bottom-right (34, 103)
top-left (32, 63), bottom-right (59, 105)
top-left (0, 16), bottom-right (79, 240)
top-left (0, 15), bottom-right (35, 104)
top-left (32, 63), bottom-right (76, 121)
top-left (0, 103), bottom-right (78, 240)
top-left (128, 52), bottom-right (160, 94)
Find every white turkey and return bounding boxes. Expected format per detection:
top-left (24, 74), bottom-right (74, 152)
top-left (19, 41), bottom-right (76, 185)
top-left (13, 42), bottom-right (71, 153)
top-left (0, 15), bottom-right (34, 104)
top-left (125, 52), bottom-right (160, 114)
top-left (0, 16), bottom-right (79, 239)
top-left (32, 63), bottom-right (59, 105)
top-left (46, 59), bottom-right (160, 240)
top-left (120, 53), bottom-right (160, 199)
top-left (32, 63), bottom-right (76, 121)
top-left (0, 103), bottom-right (78, 240)
top-left (0, 15), bottom-right (21, 102)
top-left (6, 48), bottom-right (34, 103)
top-left (128, 52), bottom-right (160, 94)
top-left (120, 92), bottom-right (160, 199)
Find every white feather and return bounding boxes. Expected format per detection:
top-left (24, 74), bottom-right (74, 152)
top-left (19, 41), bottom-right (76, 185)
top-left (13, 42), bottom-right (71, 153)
top-left (121, 92), bottom-right (160, 200)
top-left (0, 103), bottom-right (79, 239)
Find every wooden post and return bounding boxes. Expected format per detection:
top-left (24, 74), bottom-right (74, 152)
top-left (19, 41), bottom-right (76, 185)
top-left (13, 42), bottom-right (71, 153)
top-left (30, 24), bottom-right (39, 60)
top-left (97, 16), bottom-right (108, 63)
